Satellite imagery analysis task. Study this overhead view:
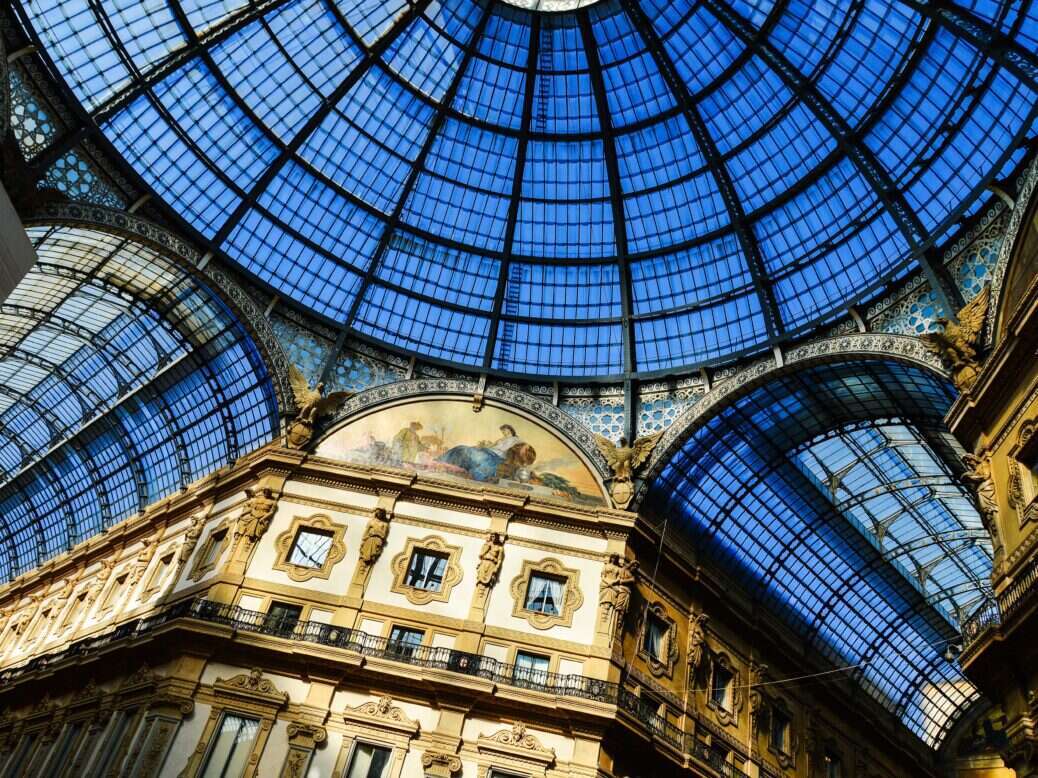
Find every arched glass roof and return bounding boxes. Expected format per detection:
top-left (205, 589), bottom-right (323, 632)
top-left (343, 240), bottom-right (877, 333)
top-left (15, 0), bottom-right (1038, 378)
top-left (644, 359), bottom-right (986, 747)
top-left (0, 224), bottom-right (280, 580)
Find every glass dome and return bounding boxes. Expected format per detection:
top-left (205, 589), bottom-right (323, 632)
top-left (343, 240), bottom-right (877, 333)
top-left (17, 0), bottom-right (1038, 377)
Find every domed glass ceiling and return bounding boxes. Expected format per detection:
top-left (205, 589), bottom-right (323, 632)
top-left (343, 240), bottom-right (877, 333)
top-left (17, 0), bottom-right (1038, 377)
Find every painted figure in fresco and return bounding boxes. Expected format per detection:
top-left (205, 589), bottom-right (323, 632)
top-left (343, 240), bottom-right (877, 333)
top-left (392, 421), bottom-right (426, 463)
top-left (438, 424), bottom-right (535, 482)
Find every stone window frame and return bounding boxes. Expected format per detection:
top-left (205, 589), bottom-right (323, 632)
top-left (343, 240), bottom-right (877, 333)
top-left (637, 602), bottom-right (678, 678)
top-left (766, 695), bottom-right (797, 770)
top-left (272, 513), bottom-right (347, 582)
top-left (390, 535), bottom-right (464, 606)
top-left (1009, 418), bottom-right (1038, 525)
top-left (141, 547), bottom-right (177, 598)
top-left (187, 519), bottom-right (232, 582)
top-left (334, 696), bottom-right (420, 778)
top-left (97, 568), bottom-right (132, 616)
top-left (509, 557), bottom-right (584, 631)
top-left (475, 722), bottom-right (556, 778)
top-left (707, 652), bottom-right (741, 728)
top-left (180, 669), bottom-right (288, 778)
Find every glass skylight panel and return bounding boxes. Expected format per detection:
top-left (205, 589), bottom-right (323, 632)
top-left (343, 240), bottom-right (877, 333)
top-left (662, 5), bottom-right (743, 95)
top-left (452, 56), bottom-right (526, 128)
top-left (505, 263), bottom-right (621, 319)
top-left (105, 0), bottom-right (185, 71)
top-left (377, 233), bottom-right (500, 311)
top-left (178, 0), bottom-right (249, 36)
top-left (383, 17), bottom-right (467, 102)
top-left (631, 235), bottom-right (750, 312)
top-left (18, 0), bottom-right (1037, 379)
top-left (768, 0), bottom-right (851, 76)
top-left (727, 102), bottom-right (835, 212)
top-left (211, 22), bottom-right (322, 140)
top-left (815, 2), bottom-right (922, 126)
top-left (267, 0), bottom-right (363, 97)
top-left (353, 285), bottom-right (490, 366)
top-left (493, 321), bottom-right (623, 375)
top-left (700, 57), bottom-right (793, 155)
top-left (337, 0), bottom-right (410, 46)
top-left (23, 0), bottom-right (133, 109)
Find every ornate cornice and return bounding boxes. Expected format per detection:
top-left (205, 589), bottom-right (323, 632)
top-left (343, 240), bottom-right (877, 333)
top-left (342, 695), bottom-right (419, 736)
top-left (476, 722), bottom-right (556, 765)
top-left (988, 155), bottom-right (1038, 347)
top-left (25, 203), bottom-right (293, 421)
top-left (633, 333), bottom-right (949, 508)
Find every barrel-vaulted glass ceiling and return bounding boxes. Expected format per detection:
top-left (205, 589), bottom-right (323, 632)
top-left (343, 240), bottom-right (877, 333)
top-left (645, 360), bottom-right (984, 747)
top-left (0, 224), bottom-right (279, 580)
top-left (16, 0), bottom-right (1038, 377)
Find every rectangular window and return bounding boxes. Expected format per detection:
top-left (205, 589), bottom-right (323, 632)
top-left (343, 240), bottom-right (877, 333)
top-left (345, 742), bottom-right (392, 778)
top-left (3, 734), bottom-right (36, 778)
top-left (512, 650), bottom-right (550, 687)
top-left (200, 529), bottom-right (227, 568)
top-left (93, 708), bottom-right (137, 776)
top-left (524, 572), bottom-right (564, 615)
top-left (264, 602), bottom-right (302, 636)
top-left (49, 721), bottom-right (83, 771)
top-left (404, 548), bottom-right (449, 591)
top-left (144, 552), bottom-right (174, 593)
top-left (200, 713), bottom-right (260, 778)
top-left (288, 527), bottom-right (334, 568)
top-left (824, 752), bottom-right (842, 778)
top-left (387, 626), bottom-right (424, 658)
top-left (711, 666), bottom-right (733, 710)
top-left (489, 771), bottom-right (526, 778)
top-left (770, 709), bottom-right (791, 754)
top-left (643, 613), bottom-right (668, 661)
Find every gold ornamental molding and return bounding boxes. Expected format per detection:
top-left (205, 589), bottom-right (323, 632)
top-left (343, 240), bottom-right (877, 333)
top-left (476, 722), bottom-right (555, 771)
top-left (389, 535), bottom-right (463, 606)
top-left (509, 557), bottom-right (584, 631)
top-left (272, 514), bottom-right (347, 582)
top-left (342, 695), bottom-right (420, 737)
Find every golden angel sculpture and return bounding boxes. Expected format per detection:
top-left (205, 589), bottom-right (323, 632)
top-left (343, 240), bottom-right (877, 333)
top-left (286, 364), bottom-right (352, 448)
top-left (919, 286), bottom-right (990, 392)
top-left (594, 431), bottom-right (664, 509)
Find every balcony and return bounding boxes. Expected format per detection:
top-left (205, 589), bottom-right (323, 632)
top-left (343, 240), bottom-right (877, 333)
top-left (1, 598), bottom-right (750, 776)
top-left (961, 554), bottom-right (1038, 652)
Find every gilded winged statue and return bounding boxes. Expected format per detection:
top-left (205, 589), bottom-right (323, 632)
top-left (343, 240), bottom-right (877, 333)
top-left (286, 364), bottom-right (352, 447)
top-left (920, 286), bottom-right (990, 392)
top-left (594, 431), bottom-right (664, 509)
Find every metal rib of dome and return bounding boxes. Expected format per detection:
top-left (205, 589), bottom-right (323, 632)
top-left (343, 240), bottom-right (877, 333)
top-left (15, 0), bottom-right (1038, 378)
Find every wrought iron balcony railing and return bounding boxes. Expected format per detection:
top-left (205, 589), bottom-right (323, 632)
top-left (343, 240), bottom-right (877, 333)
top-left (961, 553), bottom-right (1038, 651)
top-left (0, 597), bottom-right (748, 777)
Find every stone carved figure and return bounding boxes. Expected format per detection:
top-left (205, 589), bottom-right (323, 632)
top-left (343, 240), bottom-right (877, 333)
top-left (748, 661), bottom-right (768, 730)
top-left (687, 609), bottom-right (709, 675)
top-left (359, 508), bottom-right (391, 567)
top-left (599, 555), bottom-right (639, 636)
top-left (920, 286), bottom-right (990, 391)
top-left (476, 532), bottom-right (504, 591)
top-left (130, 539), bottom-right (157, 585)
top-left (87, 560), bottom-right (116, 605)
top-left (594, 431), bottom-right (665, 508)
top-left (962, 452), bottom-right (1004, 562)
top-left (236, 488), bottom-right (277, 544)
top-left (286, 364), bottom-right (352, 448)
top-left (179, 515), bottom-right (205, 567)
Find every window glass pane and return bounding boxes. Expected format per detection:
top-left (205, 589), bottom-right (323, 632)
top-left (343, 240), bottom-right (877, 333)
top-left (513, 650), bottom-right (550, 685)
top-left (643, 614), bottom-right (667, 660)
top-left (201, 713), bottom-right (260, 778)
top-left (345, 742), bottom-right (392, 778)
top-left (770, 711), bottom-right (790, 752)
top-left (524, 573), bottom-right (564, 615)
top-left (288, 527), bottom-right (333, 568)
top-left (388, 626), bottom-right (424, 657)
top-left (404, 549), bottom-right (448, 590)
top-left (711, 667), bottom-right (732, 708)
top-left (264, 602), bottom-right (302, 635)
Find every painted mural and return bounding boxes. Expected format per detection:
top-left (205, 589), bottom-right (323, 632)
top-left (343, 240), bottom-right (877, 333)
top-left (317, 400), bottom-right (606, 506)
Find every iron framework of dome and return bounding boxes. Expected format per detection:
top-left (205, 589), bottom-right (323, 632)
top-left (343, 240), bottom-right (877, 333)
top-left (14, 0), bottom-right (1038, 378)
